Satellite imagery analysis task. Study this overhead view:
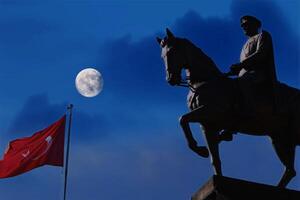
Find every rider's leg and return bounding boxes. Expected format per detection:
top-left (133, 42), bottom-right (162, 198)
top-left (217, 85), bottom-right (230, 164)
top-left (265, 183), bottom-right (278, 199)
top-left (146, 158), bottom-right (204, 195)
top-left (201, 124), bottom-right (222, 175)
top-left (216, 74), bottom-right (256, 143)
top-left (238, 72), bottom-right (257, 118)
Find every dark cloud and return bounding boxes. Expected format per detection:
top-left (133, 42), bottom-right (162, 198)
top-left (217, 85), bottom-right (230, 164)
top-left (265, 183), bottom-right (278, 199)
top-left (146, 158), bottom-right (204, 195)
top-left (100, 35), bottom-right (170, 97)
top-left (100, 0), bottom-right (299, 103)
top-left (172, 10), bottom-right (242, 66)
top-left (173, 2), bottom-right (299, 85)
top-left (230, 0), bottom-right (300, 85)
top-left (7, 94), bottom-right (108, 142)
top-left (8, 94), bottom-right (66, 135)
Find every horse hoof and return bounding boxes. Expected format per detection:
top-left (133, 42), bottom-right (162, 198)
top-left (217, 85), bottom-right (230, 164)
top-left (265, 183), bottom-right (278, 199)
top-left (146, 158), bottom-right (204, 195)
top-left (195, 146), bottom-right (209, 158)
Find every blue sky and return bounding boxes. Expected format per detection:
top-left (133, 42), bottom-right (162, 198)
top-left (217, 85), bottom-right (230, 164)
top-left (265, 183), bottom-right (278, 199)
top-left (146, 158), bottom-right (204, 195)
top-left (0, 0), bottom-right (299, 199)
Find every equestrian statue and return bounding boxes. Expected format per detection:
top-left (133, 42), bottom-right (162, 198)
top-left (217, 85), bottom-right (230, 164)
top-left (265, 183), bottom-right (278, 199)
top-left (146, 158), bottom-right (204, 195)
top-left (156, 15), bottom-right (300, 188)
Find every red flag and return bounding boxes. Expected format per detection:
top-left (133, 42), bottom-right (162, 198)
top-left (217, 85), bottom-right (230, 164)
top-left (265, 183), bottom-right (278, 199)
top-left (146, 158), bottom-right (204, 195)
top-left (0, 115), bottom-right (66, 178)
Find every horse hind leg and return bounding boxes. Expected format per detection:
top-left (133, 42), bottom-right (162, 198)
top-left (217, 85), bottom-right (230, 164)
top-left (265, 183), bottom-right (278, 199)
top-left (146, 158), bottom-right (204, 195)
top-left (271, 135), bottom-right (296, 188)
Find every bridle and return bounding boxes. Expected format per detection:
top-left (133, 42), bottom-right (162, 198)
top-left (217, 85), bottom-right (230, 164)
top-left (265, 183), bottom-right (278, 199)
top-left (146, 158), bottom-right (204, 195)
top-left (176, 71), bottom-right (234, 92)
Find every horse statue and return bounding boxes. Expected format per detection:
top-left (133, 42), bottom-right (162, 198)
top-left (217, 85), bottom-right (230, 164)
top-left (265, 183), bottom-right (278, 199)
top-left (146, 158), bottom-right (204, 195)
top-left (157, 28), bottom-right (300, 188)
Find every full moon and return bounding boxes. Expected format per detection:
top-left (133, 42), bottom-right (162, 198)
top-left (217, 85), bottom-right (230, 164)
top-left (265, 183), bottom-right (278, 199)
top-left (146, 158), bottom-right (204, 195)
top-left (75, 68), bottom-right (103, 97)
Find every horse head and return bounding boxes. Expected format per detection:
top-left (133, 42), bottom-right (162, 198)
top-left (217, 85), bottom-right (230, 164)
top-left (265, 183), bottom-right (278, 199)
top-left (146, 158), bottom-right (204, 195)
top-left (157, 28), bottom-right (187, 86)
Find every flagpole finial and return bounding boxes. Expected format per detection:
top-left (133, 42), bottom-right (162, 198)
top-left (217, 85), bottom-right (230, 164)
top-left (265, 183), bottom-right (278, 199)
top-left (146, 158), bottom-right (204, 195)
top-left (67, 104), bottom-right (73, 110)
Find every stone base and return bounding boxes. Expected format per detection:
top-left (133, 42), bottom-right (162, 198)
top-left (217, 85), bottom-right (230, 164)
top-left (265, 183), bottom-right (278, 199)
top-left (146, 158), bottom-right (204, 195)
top-left (192, 175), bottom-right (300, 200)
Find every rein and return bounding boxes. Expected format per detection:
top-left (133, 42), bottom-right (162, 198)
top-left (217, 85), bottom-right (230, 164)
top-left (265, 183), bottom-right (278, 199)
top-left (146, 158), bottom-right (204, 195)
top-left (177, 72), bottom-right (233, 92)
top-left (177, 80), bottom-right (194, 89)
top-left (177, 76), bottom-right (197, 92)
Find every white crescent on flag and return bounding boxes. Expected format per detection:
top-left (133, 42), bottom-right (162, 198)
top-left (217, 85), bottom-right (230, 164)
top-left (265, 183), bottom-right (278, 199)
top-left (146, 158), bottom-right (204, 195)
top-left (21, 150), bottom-right (30, 158)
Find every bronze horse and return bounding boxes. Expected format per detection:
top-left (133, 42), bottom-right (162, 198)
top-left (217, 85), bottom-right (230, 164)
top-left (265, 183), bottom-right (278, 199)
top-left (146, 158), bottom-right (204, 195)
top-left (157, 29), bottom-right (300, 188)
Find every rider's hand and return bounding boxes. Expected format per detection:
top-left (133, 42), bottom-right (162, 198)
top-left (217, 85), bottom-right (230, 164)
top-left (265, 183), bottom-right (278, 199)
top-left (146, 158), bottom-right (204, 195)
top-left (168, 74), bottom-right (181, 86)
top-left (169, 78), bottom-right (180, 86)
top-left (230, 63), bottom-right (242, 74)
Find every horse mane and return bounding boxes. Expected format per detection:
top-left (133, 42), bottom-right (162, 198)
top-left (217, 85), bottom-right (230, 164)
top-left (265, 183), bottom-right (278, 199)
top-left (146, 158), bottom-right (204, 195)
top-left (179, 38), bottom-right (222, 82)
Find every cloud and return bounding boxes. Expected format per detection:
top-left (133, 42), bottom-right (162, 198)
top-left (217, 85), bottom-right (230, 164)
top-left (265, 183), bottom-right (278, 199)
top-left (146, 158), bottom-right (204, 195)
top-left (100, 0), bottom-right (299, 109)
top-left (99, 35), bottom-right (171, 99)
top-left (172, 1), bottom-right (299, 86)
top-left (8, 94), bottom-right (66, 135)
top-left (230, 0), bottom-right (300, 85)
top-left (7, 94), bottom-right (109, 142)
top-left (58, 138), bottom-right (211, 200)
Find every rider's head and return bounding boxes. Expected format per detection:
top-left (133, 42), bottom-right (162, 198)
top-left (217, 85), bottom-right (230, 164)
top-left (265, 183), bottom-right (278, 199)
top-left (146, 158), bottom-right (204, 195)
top-left (240, 15), bottom-right (261, 37)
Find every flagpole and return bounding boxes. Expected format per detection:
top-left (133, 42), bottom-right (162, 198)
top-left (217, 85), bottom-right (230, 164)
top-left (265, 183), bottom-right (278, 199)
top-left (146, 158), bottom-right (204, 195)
top-left (64, 104), bottom-right (73, 200)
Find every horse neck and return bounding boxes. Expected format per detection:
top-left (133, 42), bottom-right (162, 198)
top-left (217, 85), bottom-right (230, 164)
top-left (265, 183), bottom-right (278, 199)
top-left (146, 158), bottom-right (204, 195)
top-left (184, 40), bottom-right (222, 84)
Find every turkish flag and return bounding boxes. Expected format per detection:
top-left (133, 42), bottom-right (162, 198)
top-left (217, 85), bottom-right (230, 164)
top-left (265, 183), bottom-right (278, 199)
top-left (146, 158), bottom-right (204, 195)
top-left (0, 115), bottom-right (66, 178)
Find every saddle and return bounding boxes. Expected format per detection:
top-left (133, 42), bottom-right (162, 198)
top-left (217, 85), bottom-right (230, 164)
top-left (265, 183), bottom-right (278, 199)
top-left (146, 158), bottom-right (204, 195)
top-left (233, 80), bottom-right (299, 120)
top-left (231, 78), bottom-right (275, 119)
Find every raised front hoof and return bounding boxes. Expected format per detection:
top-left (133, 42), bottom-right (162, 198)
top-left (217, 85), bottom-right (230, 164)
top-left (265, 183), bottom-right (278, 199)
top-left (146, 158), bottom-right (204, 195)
top-left (193, 146), bottom-right (209, 158)
top-left (277, 169), bottom-right (296, 188)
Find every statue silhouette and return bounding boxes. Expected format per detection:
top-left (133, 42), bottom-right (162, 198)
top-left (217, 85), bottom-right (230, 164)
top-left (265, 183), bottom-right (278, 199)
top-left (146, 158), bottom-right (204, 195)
top-left (221, 15), bottom-right (278, 142)
top-left (157, 24), bottom-right (300, 188)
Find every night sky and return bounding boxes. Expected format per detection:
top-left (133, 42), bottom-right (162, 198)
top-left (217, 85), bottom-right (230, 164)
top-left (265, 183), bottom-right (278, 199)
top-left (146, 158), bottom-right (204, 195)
top-left (0, 0), bottom-right (299, 199)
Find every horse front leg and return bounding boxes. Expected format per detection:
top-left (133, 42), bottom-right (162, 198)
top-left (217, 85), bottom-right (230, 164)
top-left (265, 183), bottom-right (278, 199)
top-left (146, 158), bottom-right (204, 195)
top-left (179, 115), bottom-right (209, 158)
top-left (201, 124), bottom-right (222, 175)
top-left (179, 105), bottom-right (223, 175)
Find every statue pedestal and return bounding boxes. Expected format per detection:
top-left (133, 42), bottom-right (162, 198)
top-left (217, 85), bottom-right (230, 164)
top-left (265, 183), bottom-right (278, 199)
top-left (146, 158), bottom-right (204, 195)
top-left (192, 175), bottom-right (300, 200)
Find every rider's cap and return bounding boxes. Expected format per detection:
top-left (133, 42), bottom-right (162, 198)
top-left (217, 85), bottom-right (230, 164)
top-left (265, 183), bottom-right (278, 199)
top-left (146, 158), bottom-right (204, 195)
top-left (240, 15), bottom-right (262, 28)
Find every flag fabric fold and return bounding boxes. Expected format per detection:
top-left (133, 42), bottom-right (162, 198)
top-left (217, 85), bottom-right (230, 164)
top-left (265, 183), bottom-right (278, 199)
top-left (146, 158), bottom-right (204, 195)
top-left (0, 115), bottom-right (66, 178)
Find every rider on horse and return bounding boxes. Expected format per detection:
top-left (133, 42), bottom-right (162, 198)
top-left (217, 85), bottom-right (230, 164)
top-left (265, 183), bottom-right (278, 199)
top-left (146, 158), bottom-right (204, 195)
top-left (220, 15), bottom-right (278, 141)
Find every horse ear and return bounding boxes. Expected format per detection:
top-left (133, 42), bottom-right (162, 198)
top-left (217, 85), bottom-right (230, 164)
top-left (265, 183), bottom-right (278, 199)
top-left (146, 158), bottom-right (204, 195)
top-left (156, 37), bottom-right (162, 45)
top-left (166, 28), bottom-right (174, 38)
